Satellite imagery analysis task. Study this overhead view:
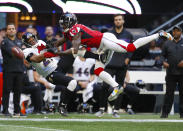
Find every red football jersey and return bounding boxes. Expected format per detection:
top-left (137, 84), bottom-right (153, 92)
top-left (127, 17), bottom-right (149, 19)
top-left (63, 24), bottom-right (103, 48)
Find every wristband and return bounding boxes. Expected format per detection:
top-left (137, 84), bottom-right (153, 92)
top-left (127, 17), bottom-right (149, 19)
top-left (71, 48), bottom-right (75, 54)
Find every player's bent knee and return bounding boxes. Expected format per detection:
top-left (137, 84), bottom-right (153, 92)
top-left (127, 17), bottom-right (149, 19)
top-left (127, 43), bottom-right (136, 52)
top-left (67, 80), bottom-right (77, 92)
top-left (94, 67), bottom-right (104, 76)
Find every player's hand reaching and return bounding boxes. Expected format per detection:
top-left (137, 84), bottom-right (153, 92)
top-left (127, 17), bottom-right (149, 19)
top-left (45, 43), bottom-right (54, 49)
top-left (44, 81), bottom-right (52, 89)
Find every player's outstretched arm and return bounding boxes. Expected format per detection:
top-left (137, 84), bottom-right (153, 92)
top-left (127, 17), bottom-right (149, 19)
top-left (56, 32), bottom-right (81, 56)
top-left (29, 52), bottom-right (57, 63)
top-left (71, 32), bottom-right (81, 54)
top-left (29, 54), bottom-right (45, 63)
top-left (53, 37), bottom-right (66, 47)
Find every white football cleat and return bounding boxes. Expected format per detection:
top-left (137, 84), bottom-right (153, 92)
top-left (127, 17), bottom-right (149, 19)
top-left (159, 30), bottom-right (173, 41)
top-left (108, 85), bottom-right (123, 101)
top-left (95, 109), bottom-right (104, 117)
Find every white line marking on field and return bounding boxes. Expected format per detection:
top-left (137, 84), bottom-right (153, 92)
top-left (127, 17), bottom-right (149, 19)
top-left (0, 118), bottom-right (183, 122)
top-left (0, 124), bottom-right (69, 131)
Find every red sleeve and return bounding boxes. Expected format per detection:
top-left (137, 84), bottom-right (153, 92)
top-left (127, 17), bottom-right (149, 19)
top-left (43, 52), bottom-right (58, 58)
top-left (69, 26), bottom-right (80, 37)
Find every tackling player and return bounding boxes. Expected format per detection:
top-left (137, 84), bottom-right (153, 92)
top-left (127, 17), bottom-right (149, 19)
top-left (54, 12), bottom-right (173, 101)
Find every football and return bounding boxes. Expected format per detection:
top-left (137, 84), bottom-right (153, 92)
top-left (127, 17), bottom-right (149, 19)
top-left (11, 46), bottom-right (24, 59)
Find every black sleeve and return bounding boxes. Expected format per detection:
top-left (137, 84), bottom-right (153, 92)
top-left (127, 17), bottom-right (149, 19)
top-left (26, 53), bottom-right (34, 63)
top-left (90, 65), bottom-right (95, 74)
top-left (1, 40), bottom-right (14, 56)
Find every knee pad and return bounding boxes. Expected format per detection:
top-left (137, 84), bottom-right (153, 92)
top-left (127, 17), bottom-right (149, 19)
top-left (67, 80), bottom-right (77, 92)
top-left (94, 67), bottom-right (104, 76)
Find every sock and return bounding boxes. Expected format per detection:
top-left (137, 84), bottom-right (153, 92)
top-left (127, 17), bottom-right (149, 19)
top-left (127, 104), bottom-right (132, 109)
top-left (84, 51), bottom-right (99, 60)
top-left (99, 71), bottom-right (118, 87)
top-left (60, 88), bottom-right (73, 105)
top-left (133, 33), bottom-right (159, 49)
top-left (49, 83), bottom-right (56, 89)
top-left (113, 109), bottom-right (119, 113)
top-left (100, 107), bottom-right (105, 111)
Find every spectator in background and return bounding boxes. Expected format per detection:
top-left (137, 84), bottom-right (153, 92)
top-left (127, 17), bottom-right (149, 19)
top-left (21, 66), bottom-right (43, 115)
top-left (146, 40), bottom-right (162, 60)
top-left (66, 55), bottom-right (96, 112)
top-left (43, 26), bottom-right (57, 48)
top-left (25, 25), bottom-right (40, 39)
top-left (161, 26), bottom-right (183, 118)
top-left (0, 28), bottom-right (6, 72)
top-left (55, 31), bottom-right (62, 40)
top-left (0, 28), bottom-right (6, 43)
top-left (16, 31), bottom-right (23, 41)
top-left (146, 40), bottom-right (162, 68)
top-left (0, 23), bottom-right (24, 117)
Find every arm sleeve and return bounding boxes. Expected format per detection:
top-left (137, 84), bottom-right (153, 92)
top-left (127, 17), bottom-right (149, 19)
top-left (23, 49), bottom-right (34, 62)
top-left (90, 65), bottom-right (95, 75)
top-left (1, 40), bottom-right (14, 56)
top-left (69, 26), bottom-right (81, 37)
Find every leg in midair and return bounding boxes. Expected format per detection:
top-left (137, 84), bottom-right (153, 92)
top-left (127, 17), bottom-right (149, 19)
top-left (102, 31), bottom-right (173, 53)
top-left (94, 61), bottom-right (123, 101)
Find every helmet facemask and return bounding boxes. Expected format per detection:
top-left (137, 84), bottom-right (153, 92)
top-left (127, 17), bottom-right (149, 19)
top-left (22, 33), bottom-right (38, 48)
top-left (59, 12), bottom-right (77, 32)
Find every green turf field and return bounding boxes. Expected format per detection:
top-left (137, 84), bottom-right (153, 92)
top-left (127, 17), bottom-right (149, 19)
top-left (0, 113), bottom-right (183, 131)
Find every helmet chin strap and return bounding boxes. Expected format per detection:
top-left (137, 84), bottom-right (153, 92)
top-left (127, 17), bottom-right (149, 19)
top-left (63, 23), bottom-right (77, 33)
top-left (64, 28), bottom-right (69, 33)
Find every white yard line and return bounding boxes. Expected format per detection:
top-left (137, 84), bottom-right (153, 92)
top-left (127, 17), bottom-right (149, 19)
top-left (0, 118), bottom-right (183, 122)
top-left (0, 124), bottom-right (69, 131)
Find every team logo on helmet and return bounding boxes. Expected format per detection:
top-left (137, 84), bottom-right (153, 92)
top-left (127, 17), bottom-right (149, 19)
top-left (59, 12), bottom-right (77, 32)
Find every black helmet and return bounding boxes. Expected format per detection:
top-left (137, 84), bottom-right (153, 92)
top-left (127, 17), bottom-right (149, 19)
top-left (59, 12), bottom-right (77, 32)
top-left (22, 32), bottom-right (37, 47)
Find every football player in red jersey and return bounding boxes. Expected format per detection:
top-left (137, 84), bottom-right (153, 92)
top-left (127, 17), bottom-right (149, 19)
top-left (54, 12), bottom-right (173, 101)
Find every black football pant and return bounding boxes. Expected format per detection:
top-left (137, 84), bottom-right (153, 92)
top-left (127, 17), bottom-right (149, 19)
top-left (46, 70), bottom-right (74, 105)
top-left (22, 85), bottom-right (42, 112)
top-left (2, 72), bottom-right (23, 114)
top-left (162, 74), bottom-right (183, 116)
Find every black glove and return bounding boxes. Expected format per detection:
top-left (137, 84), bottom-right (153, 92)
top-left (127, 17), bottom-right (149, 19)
top-left (99, 50), bottom-right (109, 64)
top-left (45, 43), bottom-right (54, 49)
top-left (47, 47), bottom-right (58, 54)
